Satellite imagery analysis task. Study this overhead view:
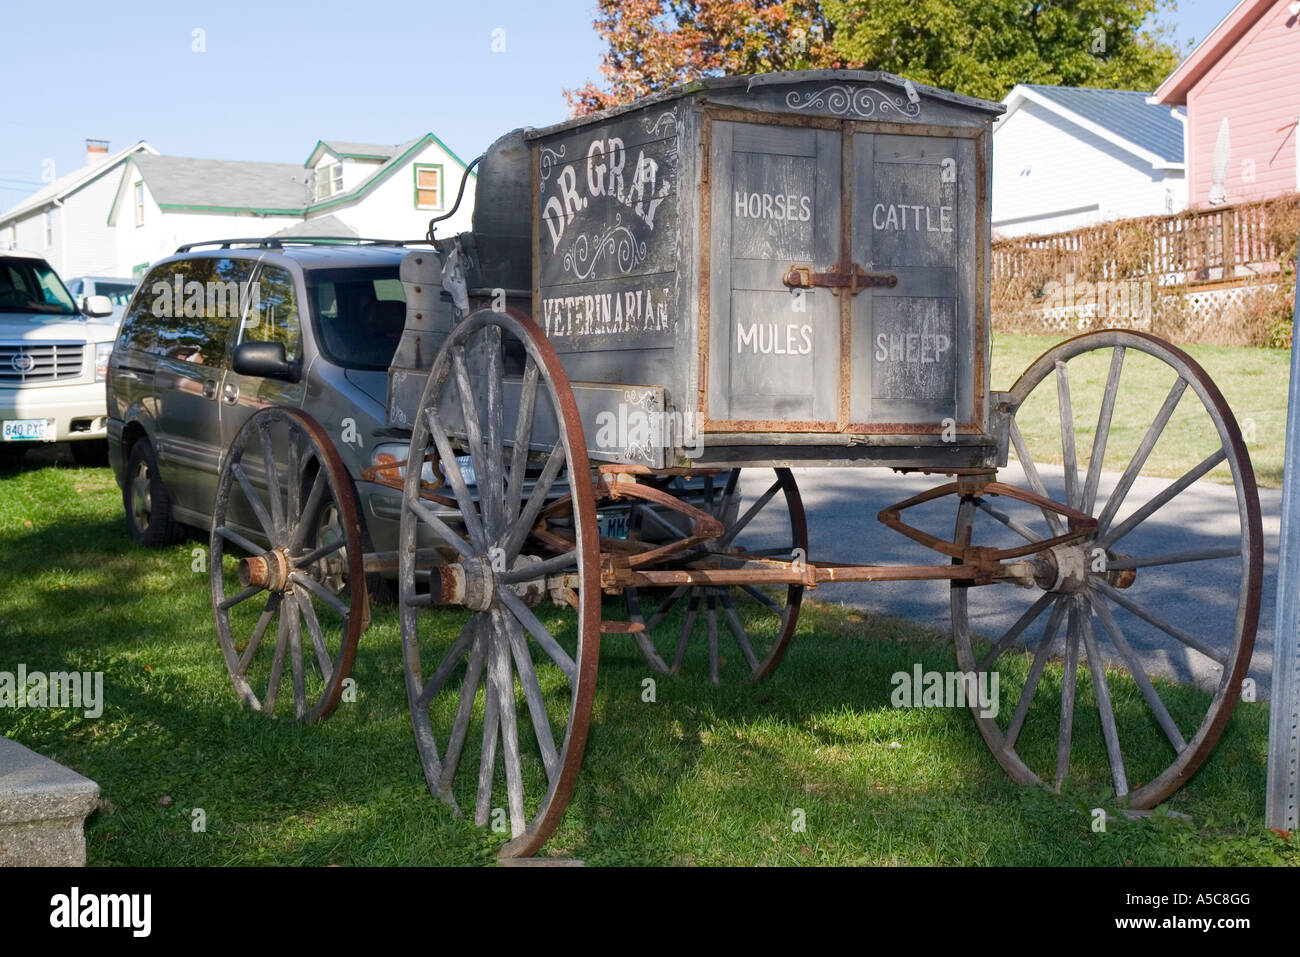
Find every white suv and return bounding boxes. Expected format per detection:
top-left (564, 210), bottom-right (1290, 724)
top-left (0, 250), bottom-right (117, 465)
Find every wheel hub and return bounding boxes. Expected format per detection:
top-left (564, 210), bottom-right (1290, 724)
top-left (239, 549), bottom-right (292, 592)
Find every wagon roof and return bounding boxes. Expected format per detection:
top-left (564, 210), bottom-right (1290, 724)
top-left (524, 70), bottom-right (1005, 140)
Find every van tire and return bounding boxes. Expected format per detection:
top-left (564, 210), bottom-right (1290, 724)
top-left (124, 439), bottom-right (186, 547)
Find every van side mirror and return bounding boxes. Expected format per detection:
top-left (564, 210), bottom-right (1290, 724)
top-left (82, 295), bottom-right (114, 318)
top-left (233, 341), bottom-right (299, 380)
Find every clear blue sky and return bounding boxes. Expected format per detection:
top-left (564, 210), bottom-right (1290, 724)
top-left (0, 0), bottom-right (1241, 208)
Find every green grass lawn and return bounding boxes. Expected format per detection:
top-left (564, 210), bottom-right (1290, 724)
top-left (0, 453), bottom-right (1292, 865)
top-left (991, 334), bottom-right (1291, 488)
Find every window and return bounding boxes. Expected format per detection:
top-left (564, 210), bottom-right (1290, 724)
top-left (118, 257), bottom-right (255, 364)
top-left (315, 162), bottom-right (344, 200)
top-left (308, 266), bottom-right (405, 370)
top-left (241, 264), bottom-right (302, 363)
top-left (134, 182), bottom-right (145, 227)
top-left (414, 164), bottom-right (443, 210)
top-left (0, 257), bottom-right (77, 315)
top-left (43, 210), bottom-right (53, 247)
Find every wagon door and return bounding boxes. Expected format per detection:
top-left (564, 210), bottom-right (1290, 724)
top-left (848, 130), bottom-right (977, 431)
top-left (705, 117), bottom-right (842, 428)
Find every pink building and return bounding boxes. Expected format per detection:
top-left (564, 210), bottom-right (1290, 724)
top-left (1153, 0), bottom-right (1300, 208)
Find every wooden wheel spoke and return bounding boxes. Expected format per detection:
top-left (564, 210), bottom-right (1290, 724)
top-left (498, 589), bottom-right (577, 681)
top-left (290, 470), bottom-right (328, 551)
top-left (501, 442), bottom-right (567, 559)
top-left (219, 584), bottom-right (263, 611)
top-left (1004, 597), bottom-right (1067, 751)
top-left (287, 591), bottom-right (307, 720)
top-left (231, 461), bottom-right (276, 541)
top-left (706, 594), bottom-right (720, 684)
top-left (286, 427), bottom-right (302, 519)
top-left (1083, 346), bottom-right (1125, 513)
top-left (646, 585), bottom-right (690, 628)
top-left (488, 631), bottom-right (527, 838)
top-left (474, 675), bottom-right (500, 827)
top-left (1055, 606), bottom-right (1081, 788)
top-left (482, 327), bottom-right (507, 539)
top-left (288, 570), bottom-right (349, 618)
top-left (1078, 604), bottom-right (1129, 797)
top-left (1092, 579), bottom-right (1228, 665)
top-left (438, 618), bottom-right (488, 796)
top-left (500, 608), bottom-right (561, 787)
top-left (1096, 377), bottom-right (1188, 536)
top-left (450, 345), bottom-right (495, 534)
top-left (672, 590), bottom-right (702, 672)
top-left (1101, 448), bottom-right (1228, 547)
top-left (405, 496), bottom-right (474, 560)
top-left (216, 524), bottom-right (262, 557)
top-left (740, 584), bottom-right (783, 615)
top-left (635, 502), bottom-right (686, 539)
top-left (292, 537), bottom-right (345, 569)
top-left (257, 421), bottom-right (285, 538)
top-left (505, 357), bottom-right (540, 524)
top-left (1055, 361), bottom-right (1079, 510)
top-left (238, 592), bottom-right (282, 673)
top-left (625, 588), bottom-right (671, 674)
top-left (424, 407), bottom-right (487, 548)
top-left (974, 497), bottom-right (1041, 544)
top-left (1105, 546), bottom-right (1240, 570)
top-left (977, 591), bottom-right (1056, 672)
top-left (294, 587), bottom-right (335, 686)
top-left (716, 589), bottom-right (760, 672)
top-left (264, 612), bottom-right (290, 713)
top-left (718, 479), bottom-right (782, 547)
top-left (1009, 420), bottom-right (1065, 536)
top-left (1088, 592), bottom-right (1186, 753)
top-left (417, 619), bottom-right (479, 709)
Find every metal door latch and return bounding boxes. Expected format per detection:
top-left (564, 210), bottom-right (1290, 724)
top-left (782, 263), bottom-right (897, 295)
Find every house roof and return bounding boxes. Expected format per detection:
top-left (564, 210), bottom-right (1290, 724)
top-left (307, 140), bottom-right (401, 165)
top-left (0, 141), bottom-right (156, 223)
top-left (272, 214), bottom-right (358, 238)
top-left (1000, 85), bottom-right (1185, 168)
top-left (1153, 0), bottom-right (1274, 105)
top-left (132, 154), bottom-right (313, 213)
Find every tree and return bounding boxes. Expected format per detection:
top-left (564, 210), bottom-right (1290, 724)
top-left (565, 0), bottom-right (842, 116)
top-left (825, 0), bottom-right (1182, 102)
top-left (567, 0), bottom-right (1182, 115)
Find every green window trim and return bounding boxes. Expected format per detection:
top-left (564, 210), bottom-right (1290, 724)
top-left (414, 163), bottom-right (444, 211)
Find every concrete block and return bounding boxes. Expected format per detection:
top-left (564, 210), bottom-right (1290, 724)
top-left (0, 737), bottom-right (100, 866)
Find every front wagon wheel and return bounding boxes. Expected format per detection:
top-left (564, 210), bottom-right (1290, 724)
top-left (210, 408), bottom-right (367, 722)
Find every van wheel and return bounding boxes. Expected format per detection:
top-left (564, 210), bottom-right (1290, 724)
top-left (125, 440), bottom-right (185, 546)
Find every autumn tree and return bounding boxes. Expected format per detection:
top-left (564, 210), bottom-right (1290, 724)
top-left (568, 0), bottom-right (1183, 115)
top-left (565, 0), bottom-right (841, 115)
top-left (825, 0), bottom-right (1182, 102)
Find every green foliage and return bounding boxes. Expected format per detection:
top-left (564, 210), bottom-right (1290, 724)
top-left (824, 0), bottom-right (1184, 101)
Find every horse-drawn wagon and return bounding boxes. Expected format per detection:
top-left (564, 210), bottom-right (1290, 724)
top-left (207, 71), bottom-right (1262, 858)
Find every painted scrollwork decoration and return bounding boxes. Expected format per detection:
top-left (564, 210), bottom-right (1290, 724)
top-left (785, 85), bottom-right (922, 119)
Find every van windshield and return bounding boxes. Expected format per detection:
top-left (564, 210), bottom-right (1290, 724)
top-left (307, 267), bottom-right (405, 370)
top-left (0, 257), bottom-right (78, 315)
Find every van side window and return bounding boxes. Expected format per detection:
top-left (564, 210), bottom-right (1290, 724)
top-left (118, 257), bottom-right (254, 364)
top-left (242, 264), bottom-right (302, 363)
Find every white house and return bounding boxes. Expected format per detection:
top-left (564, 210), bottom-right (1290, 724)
top-left (0, 134), bottom-right (477, 279)
top-left (992, 85), bottom-right (1187, 238)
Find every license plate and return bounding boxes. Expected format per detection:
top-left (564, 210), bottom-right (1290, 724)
top-left (598, 510), bottom-right (629, 540)
top-left (2, 419), bottom-right (54, 442)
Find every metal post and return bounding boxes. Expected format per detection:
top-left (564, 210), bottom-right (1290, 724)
top-left (1266, 257), bottom-right (1300, 831)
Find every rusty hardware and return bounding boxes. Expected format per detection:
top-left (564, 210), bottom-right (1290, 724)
top-left (782, 262), bottom-right (897, 295)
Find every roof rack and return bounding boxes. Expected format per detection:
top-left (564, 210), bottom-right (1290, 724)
top-left (173, 237), bottom-right (437, 253)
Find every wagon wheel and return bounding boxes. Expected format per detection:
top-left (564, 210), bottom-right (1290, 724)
top-left (952, 331), bottom-right (1262, 808)
top-left (399, 305), bottom-right (599, 859)
top-left (210, 407), bottom-right (366, 723)
top-left (622, 468), bottom-right (807, 684)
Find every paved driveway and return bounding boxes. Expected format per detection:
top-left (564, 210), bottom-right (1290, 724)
top-left (757, 464), bottom-right (1282, 697)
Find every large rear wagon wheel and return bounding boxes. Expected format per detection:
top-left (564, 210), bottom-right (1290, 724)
top-left (952, 331), bottom-right (1262, 808)
top-left (399, 306), bottom-right (599, 859)
top-left (210, 408), bottom-right (366, 723)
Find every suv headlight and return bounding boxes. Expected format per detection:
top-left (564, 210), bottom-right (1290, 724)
top-left (95, 342), bottom-right (113, 382)
top-left (372, 443), bottom-right (437, 485)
